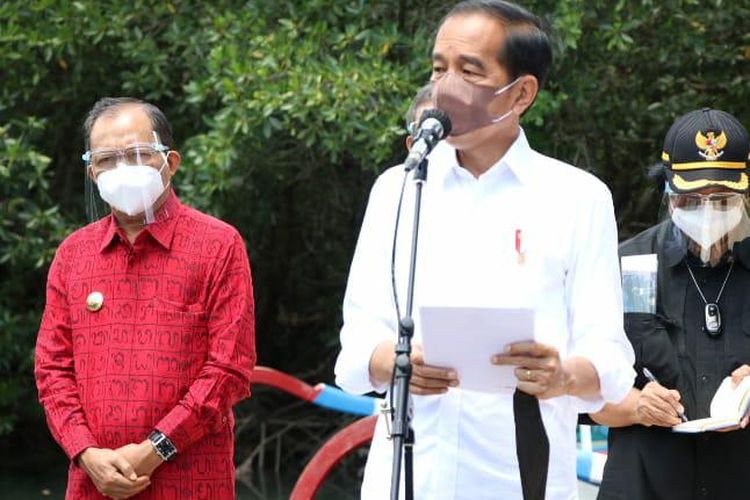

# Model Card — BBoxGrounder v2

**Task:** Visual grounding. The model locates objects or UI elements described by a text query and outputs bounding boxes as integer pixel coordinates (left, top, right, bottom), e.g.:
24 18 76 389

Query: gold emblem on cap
695 130 727 161
86 291 104 312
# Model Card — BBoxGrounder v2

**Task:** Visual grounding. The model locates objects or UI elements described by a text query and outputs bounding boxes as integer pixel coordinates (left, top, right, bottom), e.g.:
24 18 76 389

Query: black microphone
404 109 452 172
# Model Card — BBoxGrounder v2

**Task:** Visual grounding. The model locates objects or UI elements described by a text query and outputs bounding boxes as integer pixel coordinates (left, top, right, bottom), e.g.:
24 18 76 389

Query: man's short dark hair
83 97 175 150
442 0 553 89
405 83 433 126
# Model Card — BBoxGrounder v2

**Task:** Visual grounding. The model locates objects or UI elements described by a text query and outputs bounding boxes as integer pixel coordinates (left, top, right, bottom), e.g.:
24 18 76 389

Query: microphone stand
390 157 428 500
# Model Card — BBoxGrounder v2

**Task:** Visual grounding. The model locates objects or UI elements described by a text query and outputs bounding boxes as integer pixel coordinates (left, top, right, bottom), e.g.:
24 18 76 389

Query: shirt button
86 291 104 312
700 487 708 496
700 375 709 383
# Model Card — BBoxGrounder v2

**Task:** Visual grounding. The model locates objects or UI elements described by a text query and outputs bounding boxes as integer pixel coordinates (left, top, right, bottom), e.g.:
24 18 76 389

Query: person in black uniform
592 108 750 500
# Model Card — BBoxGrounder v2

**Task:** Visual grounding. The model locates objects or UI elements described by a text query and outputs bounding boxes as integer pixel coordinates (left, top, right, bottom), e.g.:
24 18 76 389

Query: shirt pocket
513 224 567 304
150 297 209 375
154 296 207 317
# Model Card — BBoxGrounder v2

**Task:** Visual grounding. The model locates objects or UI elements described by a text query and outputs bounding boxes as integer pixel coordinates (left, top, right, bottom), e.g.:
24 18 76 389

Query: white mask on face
96 160 168 217
671 203 744 249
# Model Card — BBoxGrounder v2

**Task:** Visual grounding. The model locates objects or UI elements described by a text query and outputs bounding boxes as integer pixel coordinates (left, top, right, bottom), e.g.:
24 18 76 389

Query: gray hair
82 97 174 149
405 83 433 126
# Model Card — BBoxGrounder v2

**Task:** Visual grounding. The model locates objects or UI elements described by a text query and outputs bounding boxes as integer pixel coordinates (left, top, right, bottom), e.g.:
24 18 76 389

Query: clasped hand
79 441 162 499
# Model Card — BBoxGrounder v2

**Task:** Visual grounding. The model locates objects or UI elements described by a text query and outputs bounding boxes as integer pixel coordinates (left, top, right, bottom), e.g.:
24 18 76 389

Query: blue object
576 449 593 479
313 384 379 416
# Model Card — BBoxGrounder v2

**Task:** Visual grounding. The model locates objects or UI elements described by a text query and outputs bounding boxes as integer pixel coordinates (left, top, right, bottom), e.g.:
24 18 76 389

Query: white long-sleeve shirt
335 129 635 499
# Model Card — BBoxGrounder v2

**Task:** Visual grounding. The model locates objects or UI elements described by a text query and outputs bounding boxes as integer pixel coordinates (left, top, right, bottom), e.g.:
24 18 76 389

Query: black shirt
598 221 750 500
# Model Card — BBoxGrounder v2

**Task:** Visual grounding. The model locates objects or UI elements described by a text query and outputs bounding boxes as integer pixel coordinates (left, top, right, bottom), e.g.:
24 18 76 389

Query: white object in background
621 254 658 313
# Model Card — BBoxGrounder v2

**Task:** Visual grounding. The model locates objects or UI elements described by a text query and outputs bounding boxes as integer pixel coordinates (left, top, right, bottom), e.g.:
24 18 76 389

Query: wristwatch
148 430 178 461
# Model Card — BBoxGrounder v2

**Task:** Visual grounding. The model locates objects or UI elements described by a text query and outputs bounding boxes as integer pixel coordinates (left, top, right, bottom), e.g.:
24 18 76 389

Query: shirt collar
99 189 182 252
99 214 120 253
501 128 537 186
433 127 537 186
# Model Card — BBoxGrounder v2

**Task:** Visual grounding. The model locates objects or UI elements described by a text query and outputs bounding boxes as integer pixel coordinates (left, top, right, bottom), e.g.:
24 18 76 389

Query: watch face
149 431 177 460
158 442 175 458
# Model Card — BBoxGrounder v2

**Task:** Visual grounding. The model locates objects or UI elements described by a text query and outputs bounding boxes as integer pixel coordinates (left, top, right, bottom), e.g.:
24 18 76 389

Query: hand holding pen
637 367 688 426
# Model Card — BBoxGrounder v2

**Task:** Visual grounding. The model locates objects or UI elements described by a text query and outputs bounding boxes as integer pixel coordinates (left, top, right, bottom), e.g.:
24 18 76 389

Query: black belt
513 389 549 500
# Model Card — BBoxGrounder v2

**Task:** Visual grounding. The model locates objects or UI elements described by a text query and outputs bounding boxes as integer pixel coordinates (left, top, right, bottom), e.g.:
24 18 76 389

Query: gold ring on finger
526 369 533 381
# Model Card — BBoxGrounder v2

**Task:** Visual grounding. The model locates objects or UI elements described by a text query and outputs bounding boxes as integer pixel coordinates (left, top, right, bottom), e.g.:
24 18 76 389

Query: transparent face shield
82 131 170 225
662 188 750 265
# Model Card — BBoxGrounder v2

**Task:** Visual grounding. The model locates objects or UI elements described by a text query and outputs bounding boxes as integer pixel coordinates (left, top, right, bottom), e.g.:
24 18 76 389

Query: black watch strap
148 430 177 461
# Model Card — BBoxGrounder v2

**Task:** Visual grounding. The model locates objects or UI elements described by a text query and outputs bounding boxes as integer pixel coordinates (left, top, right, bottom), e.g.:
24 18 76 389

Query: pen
642 367 688 422
515 229 525 265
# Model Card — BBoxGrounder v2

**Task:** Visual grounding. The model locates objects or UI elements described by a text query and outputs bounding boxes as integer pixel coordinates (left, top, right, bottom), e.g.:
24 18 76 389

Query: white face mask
671 203 744 249
96 161 168 217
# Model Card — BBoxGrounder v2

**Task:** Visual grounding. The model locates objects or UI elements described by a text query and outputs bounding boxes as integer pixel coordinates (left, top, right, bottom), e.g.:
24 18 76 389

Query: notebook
672 376 750 433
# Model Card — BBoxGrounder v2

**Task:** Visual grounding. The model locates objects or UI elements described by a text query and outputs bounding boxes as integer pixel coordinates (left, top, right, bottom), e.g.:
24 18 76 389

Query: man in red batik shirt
34 97 256 499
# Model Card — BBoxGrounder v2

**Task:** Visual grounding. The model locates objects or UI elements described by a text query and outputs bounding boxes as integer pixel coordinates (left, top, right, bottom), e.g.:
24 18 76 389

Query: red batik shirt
35 191 256 499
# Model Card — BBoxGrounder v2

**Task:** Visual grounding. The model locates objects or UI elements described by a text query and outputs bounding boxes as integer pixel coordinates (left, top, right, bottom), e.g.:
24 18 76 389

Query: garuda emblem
695 130 727 161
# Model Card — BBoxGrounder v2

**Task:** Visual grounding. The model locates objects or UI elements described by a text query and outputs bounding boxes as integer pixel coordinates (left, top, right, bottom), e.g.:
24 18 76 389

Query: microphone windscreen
419 108 452 138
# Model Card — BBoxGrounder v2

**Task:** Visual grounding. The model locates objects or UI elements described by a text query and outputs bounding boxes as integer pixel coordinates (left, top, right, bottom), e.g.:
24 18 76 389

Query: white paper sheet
419 306 535 393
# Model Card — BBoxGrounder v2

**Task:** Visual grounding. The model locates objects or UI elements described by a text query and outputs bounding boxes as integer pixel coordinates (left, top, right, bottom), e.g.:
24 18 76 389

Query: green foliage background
1 0 749 486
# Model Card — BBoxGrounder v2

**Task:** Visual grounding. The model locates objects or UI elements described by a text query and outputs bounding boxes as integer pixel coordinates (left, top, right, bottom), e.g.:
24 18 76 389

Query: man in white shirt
335 1 635 498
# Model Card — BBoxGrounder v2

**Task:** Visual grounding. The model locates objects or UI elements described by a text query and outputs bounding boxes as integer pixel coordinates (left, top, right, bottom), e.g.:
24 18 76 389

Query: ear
405 136 414 151
511 75 539 116
165 150 181 177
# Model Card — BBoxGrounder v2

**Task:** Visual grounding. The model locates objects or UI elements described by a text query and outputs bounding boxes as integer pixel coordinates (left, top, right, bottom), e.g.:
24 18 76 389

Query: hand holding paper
419 307 535 393
492 342 570 399
419 306 597 398
368 341 457 395
409 343 459 396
